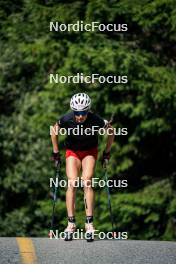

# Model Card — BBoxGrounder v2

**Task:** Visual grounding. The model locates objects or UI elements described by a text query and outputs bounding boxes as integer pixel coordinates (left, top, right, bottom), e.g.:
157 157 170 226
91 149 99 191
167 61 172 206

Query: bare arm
105 124 115 153
51 123 59 153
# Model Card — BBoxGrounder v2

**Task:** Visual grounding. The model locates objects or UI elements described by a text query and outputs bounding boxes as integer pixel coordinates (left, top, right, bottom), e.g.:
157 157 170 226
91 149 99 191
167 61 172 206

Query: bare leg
66 156 81 217
82 156 96 216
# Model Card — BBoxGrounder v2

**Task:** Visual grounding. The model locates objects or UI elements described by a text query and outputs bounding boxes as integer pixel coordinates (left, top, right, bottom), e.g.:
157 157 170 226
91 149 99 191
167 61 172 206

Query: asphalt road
0 238 176 264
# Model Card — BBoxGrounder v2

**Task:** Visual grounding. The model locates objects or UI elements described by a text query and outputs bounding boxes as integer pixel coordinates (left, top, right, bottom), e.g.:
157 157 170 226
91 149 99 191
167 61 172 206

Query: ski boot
85 222 95 242
64 222 76 241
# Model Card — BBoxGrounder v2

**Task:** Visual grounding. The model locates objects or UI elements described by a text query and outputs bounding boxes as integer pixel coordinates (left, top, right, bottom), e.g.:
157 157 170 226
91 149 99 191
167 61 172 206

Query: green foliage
0 0 176 240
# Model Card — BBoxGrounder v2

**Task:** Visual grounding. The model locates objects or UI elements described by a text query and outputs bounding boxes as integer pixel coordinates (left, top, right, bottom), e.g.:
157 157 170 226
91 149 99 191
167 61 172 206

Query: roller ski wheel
64 231 74 241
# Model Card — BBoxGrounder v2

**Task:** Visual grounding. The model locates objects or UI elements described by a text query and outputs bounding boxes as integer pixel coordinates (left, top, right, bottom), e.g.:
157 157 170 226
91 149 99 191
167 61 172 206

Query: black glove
51 152 61 167
101 150 110 168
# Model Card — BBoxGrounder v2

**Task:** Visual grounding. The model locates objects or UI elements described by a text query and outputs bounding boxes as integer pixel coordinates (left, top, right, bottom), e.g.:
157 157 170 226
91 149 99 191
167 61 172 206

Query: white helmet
70 93 91 111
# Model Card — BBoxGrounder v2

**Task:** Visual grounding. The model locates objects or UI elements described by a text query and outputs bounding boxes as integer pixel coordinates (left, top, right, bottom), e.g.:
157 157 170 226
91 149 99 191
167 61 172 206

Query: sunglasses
73 111 88 116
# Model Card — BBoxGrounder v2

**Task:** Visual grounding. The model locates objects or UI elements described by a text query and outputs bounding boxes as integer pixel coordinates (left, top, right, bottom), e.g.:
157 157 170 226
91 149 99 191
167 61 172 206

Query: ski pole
82 177 88 211
104 167 114 232
50 162 61 231
109 113 114 124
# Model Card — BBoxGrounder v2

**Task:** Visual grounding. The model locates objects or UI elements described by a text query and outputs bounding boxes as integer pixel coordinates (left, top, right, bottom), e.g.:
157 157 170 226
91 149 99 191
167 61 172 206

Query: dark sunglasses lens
74 111 88 116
